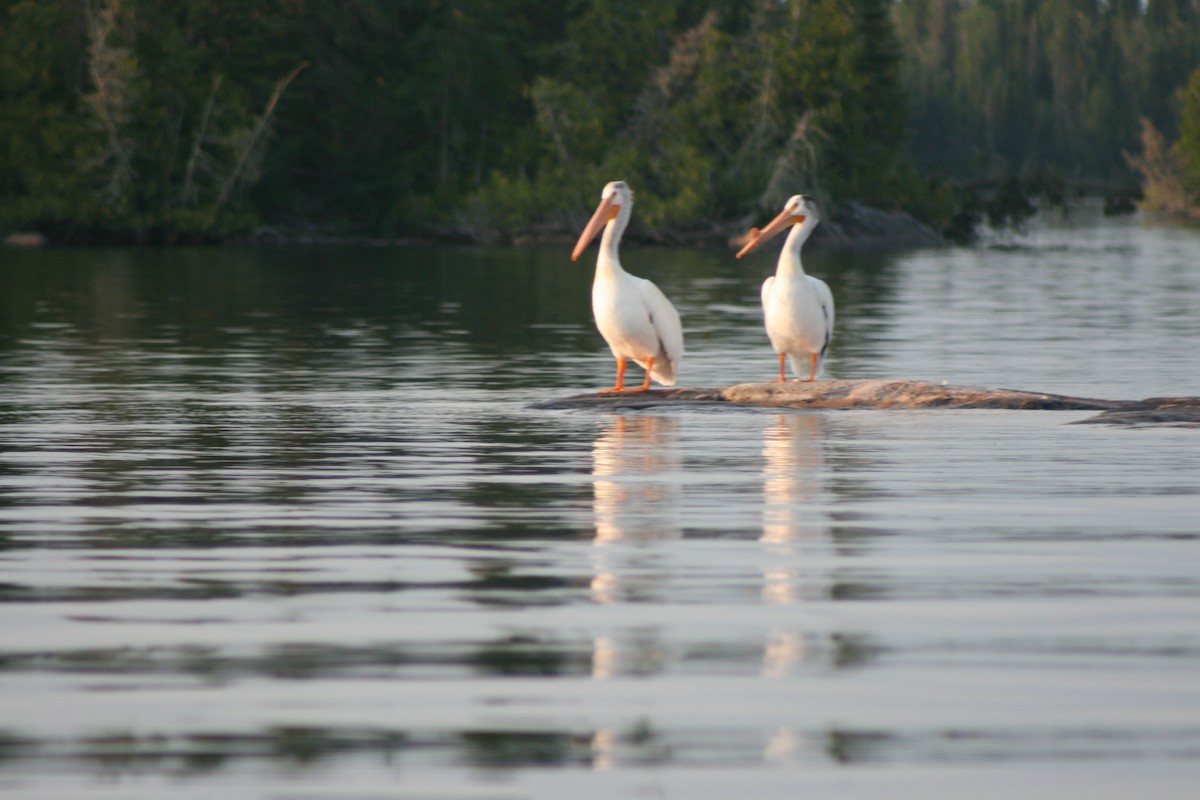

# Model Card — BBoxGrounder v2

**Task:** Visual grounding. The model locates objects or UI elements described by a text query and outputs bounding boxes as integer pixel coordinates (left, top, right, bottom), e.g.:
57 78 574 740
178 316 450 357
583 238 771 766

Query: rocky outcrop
813 202 945 249
532 386 728 411
533 379 1120 411
3 232 47 247
532 379 1199 427
720 379 1119 410
1072 397 1200 428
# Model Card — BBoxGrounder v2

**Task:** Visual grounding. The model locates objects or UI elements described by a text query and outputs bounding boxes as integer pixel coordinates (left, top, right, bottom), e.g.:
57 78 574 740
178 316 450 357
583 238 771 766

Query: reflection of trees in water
806 248 903 374
57 716 901 773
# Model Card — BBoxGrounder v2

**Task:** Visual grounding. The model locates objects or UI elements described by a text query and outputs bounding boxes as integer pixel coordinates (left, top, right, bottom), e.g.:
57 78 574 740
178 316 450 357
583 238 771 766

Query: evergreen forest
2 0 1200 244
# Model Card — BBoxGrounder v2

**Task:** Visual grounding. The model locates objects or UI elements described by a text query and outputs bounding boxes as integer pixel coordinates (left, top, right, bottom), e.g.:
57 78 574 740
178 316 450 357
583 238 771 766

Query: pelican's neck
776 217 818 278
596 201 632 277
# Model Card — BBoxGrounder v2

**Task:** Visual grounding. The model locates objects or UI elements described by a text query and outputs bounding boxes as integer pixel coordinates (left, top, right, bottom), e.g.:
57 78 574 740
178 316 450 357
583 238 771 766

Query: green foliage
470 0 917 234
1177 66 1200 196
0 0 309 240
0 1 93 228
894 0 1200 188
2 0 923 241
4 0 1200 242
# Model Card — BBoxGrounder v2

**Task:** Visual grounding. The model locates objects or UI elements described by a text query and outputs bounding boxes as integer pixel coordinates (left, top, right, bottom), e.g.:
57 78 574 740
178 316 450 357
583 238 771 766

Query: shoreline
2 200 946 251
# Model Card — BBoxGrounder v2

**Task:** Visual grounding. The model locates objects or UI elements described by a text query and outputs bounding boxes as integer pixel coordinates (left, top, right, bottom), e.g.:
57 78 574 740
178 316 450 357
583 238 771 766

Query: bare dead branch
216 61 309 208
180 74 223 206
83 0 137 204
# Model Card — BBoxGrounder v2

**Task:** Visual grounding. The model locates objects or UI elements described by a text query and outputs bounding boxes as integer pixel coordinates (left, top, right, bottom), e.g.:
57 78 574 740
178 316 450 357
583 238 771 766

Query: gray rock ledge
532 379 1200 426
1072 397 1200 428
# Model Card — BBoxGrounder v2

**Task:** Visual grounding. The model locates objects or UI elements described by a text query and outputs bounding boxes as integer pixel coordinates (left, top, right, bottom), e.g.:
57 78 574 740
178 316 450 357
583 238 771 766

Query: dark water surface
2 209 1199 798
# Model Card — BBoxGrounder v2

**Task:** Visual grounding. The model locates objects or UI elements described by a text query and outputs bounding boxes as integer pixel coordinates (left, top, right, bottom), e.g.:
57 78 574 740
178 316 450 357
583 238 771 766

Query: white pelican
572 181 684 393
735 194 833 382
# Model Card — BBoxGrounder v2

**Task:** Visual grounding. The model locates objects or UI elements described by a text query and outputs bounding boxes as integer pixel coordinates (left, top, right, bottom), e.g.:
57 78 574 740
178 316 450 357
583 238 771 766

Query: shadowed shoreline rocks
531 379 1199 427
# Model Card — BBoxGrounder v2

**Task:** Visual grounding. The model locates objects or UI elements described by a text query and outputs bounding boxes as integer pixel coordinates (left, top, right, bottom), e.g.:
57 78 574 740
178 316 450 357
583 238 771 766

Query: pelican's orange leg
600 357 628 394
775 353 787 382
631 356 654 392
802 352 818 382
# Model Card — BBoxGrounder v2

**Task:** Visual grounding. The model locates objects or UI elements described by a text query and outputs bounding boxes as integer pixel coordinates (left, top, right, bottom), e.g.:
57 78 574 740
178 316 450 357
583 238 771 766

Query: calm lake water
2 208 1199 799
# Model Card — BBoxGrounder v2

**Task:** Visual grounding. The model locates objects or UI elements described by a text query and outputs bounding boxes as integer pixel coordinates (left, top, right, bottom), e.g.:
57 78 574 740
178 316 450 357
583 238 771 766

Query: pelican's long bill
735 206 807 259
572 196 620 261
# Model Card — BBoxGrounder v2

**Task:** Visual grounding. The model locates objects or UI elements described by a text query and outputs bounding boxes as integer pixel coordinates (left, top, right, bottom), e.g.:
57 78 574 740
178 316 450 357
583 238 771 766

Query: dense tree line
1 0 1198 244
895 0 1200 188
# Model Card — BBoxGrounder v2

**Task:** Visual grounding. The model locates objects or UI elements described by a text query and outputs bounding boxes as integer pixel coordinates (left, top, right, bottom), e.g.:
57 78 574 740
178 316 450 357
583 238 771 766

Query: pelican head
572 181 633 261
735 194 821 258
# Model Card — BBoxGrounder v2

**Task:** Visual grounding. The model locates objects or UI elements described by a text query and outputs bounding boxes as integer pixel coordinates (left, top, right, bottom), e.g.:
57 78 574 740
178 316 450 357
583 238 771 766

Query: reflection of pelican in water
591 415 680 545
761 412 831 549
590 415 678 686
764 725 805 763
590 414 680 604
760 413 832 682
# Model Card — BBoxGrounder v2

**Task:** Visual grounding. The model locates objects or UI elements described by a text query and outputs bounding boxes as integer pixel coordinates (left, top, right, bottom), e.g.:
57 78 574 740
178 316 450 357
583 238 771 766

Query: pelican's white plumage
736 194 834 382
572 181 684 392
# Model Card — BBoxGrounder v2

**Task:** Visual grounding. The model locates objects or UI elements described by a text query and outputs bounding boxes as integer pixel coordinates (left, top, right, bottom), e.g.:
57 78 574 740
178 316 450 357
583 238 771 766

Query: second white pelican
572 181 684 393
736 195 834 382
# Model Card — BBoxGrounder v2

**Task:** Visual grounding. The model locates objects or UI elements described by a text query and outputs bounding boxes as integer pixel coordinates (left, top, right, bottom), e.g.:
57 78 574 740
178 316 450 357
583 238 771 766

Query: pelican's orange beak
734 209 806 258
572 197 620 261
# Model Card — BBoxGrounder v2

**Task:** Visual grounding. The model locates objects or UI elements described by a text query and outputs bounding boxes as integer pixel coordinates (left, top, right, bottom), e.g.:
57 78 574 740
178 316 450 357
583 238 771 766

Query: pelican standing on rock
736 194 834 382
572 181 684 393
